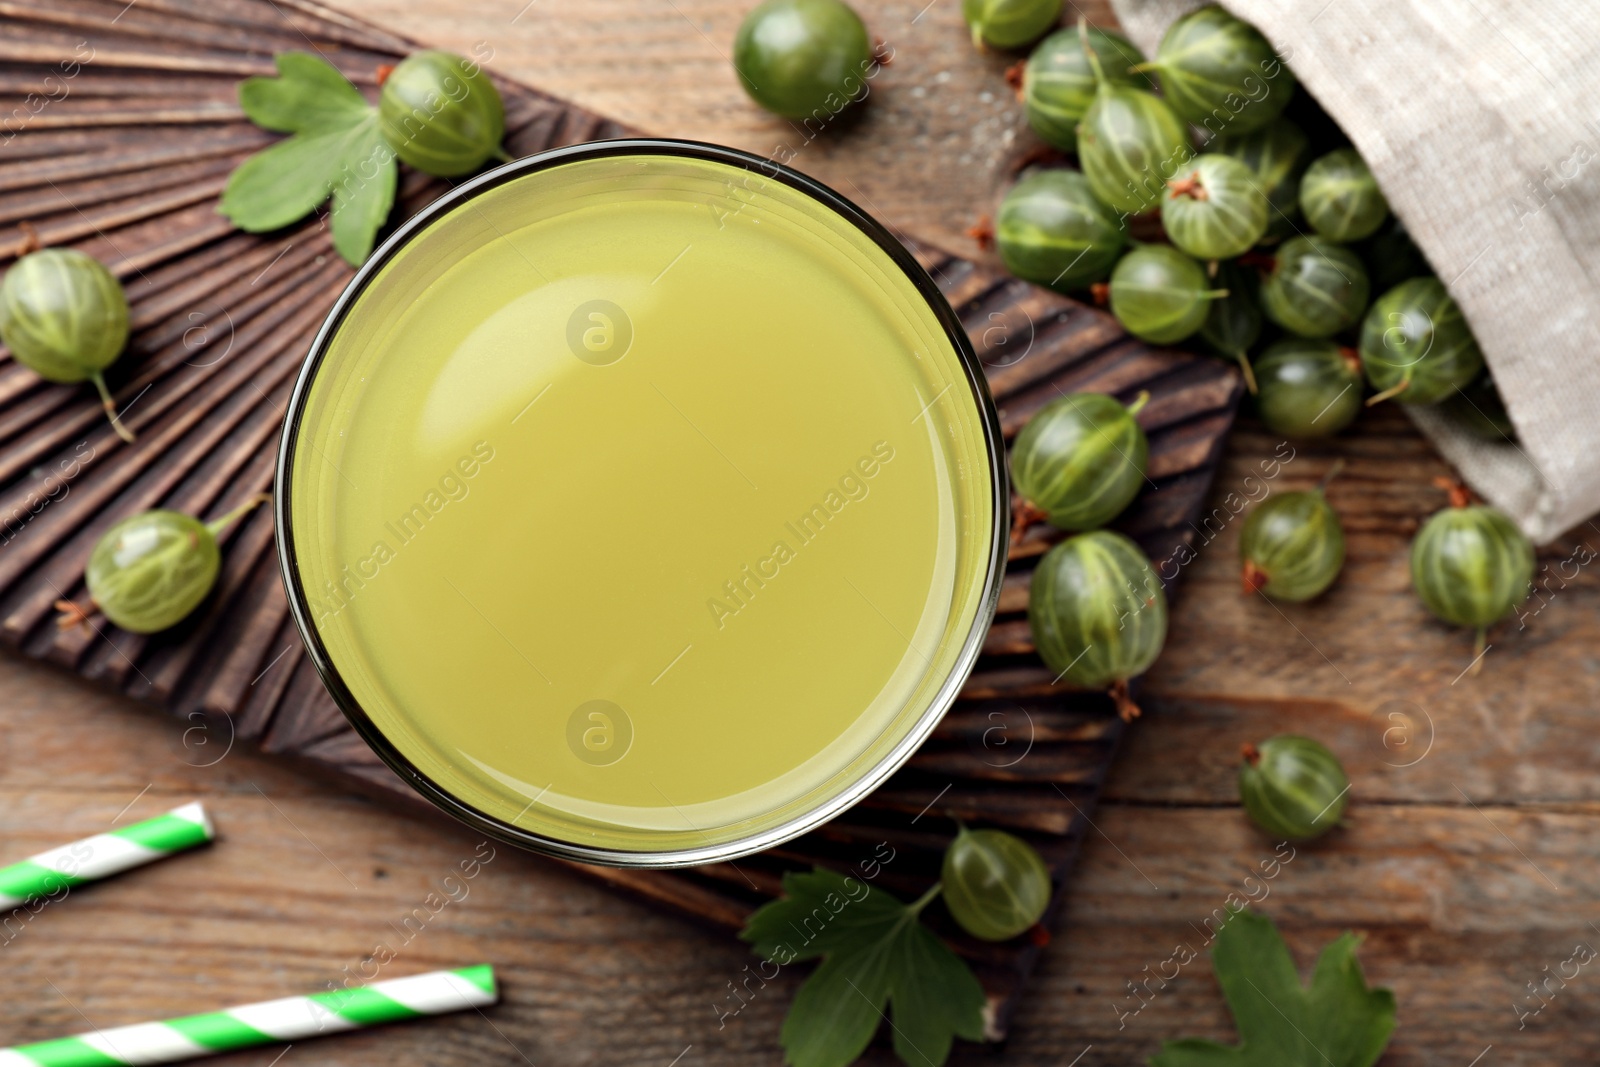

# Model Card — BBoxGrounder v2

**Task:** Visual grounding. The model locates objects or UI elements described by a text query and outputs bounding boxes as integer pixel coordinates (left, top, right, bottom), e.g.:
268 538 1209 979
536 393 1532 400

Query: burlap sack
1109 0 1600 543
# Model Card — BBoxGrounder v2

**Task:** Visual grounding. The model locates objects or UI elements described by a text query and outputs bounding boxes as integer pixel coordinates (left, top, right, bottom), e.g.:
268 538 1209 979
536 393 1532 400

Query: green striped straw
0 965 497 1066
0 802 214 908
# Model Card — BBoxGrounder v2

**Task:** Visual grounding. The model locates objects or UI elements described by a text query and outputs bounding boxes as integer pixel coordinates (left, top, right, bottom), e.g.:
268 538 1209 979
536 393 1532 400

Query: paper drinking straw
0 965 498 1067
0 801 214 908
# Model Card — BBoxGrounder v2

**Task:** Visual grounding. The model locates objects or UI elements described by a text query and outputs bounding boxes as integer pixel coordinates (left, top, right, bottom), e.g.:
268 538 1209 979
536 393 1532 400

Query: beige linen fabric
1110 0 1600 543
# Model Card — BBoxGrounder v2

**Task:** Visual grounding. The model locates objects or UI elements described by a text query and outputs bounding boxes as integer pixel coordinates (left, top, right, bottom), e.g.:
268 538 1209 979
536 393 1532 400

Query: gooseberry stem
1316 458 1346 491
1471 627 1488 675
492 145 513 164
1108 677 1141 721
1203 288 1230 301
1010 496 1049 547
1240 742 1261 766
1232 351 1258 394
91 373 135 444
1431 475 1474 509
1241 558 1269 596
205 492 272 537
1126 389 1151 417
1077 17 1107 85
1365 378 1411 406
908 881 943 916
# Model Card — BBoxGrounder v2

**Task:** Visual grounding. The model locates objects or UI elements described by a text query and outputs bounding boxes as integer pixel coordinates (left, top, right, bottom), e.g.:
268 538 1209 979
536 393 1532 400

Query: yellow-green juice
281 144 1002 863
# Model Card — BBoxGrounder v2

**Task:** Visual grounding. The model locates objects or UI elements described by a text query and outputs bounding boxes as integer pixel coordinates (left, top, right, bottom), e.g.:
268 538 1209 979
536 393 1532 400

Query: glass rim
273 137 1010 868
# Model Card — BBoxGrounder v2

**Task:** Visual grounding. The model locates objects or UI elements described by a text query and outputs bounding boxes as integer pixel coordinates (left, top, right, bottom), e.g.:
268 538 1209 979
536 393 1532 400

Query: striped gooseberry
1108 244 1226 345
378 51 507 177
995 169 1126 292
1028 529 1167 720
0 247 134 443
1021 26 1147 152
963 0 1062 50
1299 148 1389 243
941 825 1051 941
1410 478 1533 664
1197 260 1261 392
1209 116 1309 240
1359 277 1483 405
1009 390 1149 539
1160 153 1269 260
1139 6 1293 134
1239 735 1348 842
1239 466 1345 602
1251 338 1363 438
1258 235 1370 339
1075 21 1190 216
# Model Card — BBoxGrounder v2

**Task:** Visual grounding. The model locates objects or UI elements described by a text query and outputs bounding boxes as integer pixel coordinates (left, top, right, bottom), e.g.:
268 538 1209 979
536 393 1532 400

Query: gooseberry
995 169 1126 293
963 0 1062 50
0 247 134 443
1140 6 1293 134
1359 277 1483 405
378 51 507 177
1076 21 1191 216
1299 147 1389 242
1108 244 1225 345
1197 261 1261 392
1258 235 1370 338
1359 217 1432 292
58 495 269 634
1209 117 1309 240
732 0 873 120
1010 390 1149 538
941 825 1051 941
1441 372 1515 442
1028 529 1167 720
1410 479 1533 662
1240 470 1345 602
1021 25 1147 151
1239 735 1348 842
1160 153 1268 260
1251 339 1364 438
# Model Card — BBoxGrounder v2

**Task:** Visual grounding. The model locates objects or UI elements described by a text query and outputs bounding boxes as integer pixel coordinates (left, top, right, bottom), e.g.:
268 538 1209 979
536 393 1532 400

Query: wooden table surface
4 1 1599 1064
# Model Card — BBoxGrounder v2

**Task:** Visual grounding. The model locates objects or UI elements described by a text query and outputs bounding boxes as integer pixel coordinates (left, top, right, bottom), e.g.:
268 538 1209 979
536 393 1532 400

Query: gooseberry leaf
239 52 370 134
221 51 398 266
1150 910 1395 1067
741 868 985 1067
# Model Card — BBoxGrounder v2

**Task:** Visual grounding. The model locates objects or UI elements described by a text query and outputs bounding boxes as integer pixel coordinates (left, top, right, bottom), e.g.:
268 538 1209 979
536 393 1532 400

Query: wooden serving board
0 0 1243 1039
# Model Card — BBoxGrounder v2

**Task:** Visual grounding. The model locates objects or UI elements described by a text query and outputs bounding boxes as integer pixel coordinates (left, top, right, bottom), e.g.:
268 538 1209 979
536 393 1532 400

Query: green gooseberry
1028 529 1167 720
1359 277 1483 405
0 247 134 443
1209 117 1309 240
1160 153 1268 260
1410 484 1533 660
1239 735 1348 842
1010 390 1149 535
941 825 1051 941
732 0 872 120
1240 479 1345 601
1258 235 1370 339
963 0 1061 50
378 51 507 177
1022 26 1146 151
1140 5 1294 135
1076 21 1191 217
995 169 1126 292
1359 217 1432 292
1299 148 1389 242
1441 372 1515 442
1252 338 1364 438
66 495 268 634
1198 260 1261 392
1108 244 1225 345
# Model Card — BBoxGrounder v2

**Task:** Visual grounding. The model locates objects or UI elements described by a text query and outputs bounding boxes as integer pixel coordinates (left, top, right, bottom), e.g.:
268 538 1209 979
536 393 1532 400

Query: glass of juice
276 140 1007 867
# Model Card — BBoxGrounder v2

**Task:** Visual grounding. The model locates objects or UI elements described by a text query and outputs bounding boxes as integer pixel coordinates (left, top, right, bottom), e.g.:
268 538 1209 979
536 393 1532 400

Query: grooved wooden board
0 0 1242 1037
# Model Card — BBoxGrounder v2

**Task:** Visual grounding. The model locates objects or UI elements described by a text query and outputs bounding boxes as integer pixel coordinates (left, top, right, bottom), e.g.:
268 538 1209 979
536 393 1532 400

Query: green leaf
239 51 370 133
741 868 985 1067
1150 910 1396 1067
222 53 399 266
329 120 397 265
